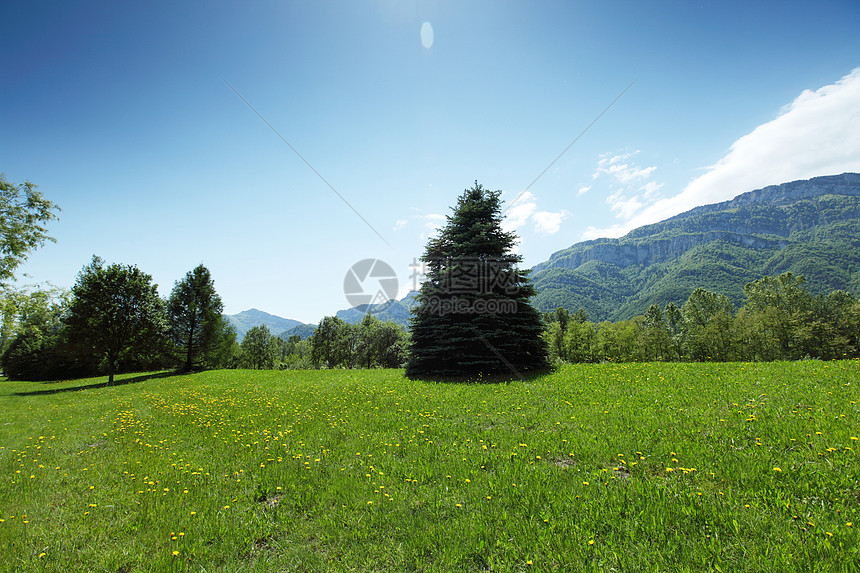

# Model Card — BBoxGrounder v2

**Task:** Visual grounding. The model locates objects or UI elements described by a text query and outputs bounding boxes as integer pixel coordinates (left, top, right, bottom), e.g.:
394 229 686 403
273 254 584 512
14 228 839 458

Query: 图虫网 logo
343 259 398 314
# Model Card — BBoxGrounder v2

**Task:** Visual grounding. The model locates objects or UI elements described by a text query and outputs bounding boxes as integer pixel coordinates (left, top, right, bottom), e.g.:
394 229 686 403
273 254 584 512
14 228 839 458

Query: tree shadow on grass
13 371 178 396
409 366 555 384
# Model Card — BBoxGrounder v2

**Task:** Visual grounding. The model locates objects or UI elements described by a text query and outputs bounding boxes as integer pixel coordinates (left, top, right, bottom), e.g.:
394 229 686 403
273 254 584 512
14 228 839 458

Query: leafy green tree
204 315 239 369
796 290 858 359
594 319 642 362
355 314 382 369
1 285 101 380
375 321 409 368
664 302 684 360
65 257 167 384
240 325 276 369
354 314 409 368
276 334 312 369
310 316 355 368
682 288 735 361
564 319 596 363
407 182 548 378
543 320 566 362
642 304 671 360
1 328 46 379
167 265 224 372
743 273 813 359
1 285 67 354
0 174 60 287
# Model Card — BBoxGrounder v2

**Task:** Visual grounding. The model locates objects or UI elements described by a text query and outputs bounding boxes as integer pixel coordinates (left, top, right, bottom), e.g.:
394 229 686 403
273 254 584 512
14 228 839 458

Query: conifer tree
406 182 548 378
167 265 224 372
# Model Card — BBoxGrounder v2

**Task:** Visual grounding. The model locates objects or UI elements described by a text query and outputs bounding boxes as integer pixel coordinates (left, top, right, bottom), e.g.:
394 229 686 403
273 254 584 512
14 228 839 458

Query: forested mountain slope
530 173 860 321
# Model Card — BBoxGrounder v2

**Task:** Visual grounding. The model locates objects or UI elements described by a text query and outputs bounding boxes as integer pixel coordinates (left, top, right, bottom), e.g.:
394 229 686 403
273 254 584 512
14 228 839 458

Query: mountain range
226 172 860 335
530 172 860 321
224 293 418 341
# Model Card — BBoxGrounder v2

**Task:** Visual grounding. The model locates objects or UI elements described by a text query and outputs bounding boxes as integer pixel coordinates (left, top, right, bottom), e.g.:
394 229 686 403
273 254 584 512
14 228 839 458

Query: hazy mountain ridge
224 309 304 341
225 292 418 341
226 174 860 332
335 291 418 326
530 173 860 321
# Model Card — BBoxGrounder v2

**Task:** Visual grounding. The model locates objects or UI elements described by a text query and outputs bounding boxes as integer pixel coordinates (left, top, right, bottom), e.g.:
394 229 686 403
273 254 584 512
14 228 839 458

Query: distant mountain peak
224 309 304 341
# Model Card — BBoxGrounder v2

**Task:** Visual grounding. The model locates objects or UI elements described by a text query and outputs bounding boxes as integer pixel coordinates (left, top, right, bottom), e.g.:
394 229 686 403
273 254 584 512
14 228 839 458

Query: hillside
278 323 316 341
335 291 418 326
224 308 304 341
530 173 860 320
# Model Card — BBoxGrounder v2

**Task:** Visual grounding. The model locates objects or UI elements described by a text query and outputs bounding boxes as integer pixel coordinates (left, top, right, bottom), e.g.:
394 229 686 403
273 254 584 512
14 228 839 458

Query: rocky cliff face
538 232 790 271
534 173 860 273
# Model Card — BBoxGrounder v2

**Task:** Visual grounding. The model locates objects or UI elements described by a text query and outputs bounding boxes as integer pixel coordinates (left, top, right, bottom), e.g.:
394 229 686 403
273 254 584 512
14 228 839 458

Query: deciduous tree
0 174 60 287
240 325 276 370
65 256 167 384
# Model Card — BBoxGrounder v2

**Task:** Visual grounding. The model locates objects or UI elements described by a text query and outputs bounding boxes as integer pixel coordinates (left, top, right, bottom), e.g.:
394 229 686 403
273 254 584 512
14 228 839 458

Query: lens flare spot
420 22 434 49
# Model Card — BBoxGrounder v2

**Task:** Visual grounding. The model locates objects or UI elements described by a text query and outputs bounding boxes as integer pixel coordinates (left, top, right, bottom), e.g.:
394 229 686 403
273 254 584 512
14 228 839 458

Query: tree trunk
184 319 197 372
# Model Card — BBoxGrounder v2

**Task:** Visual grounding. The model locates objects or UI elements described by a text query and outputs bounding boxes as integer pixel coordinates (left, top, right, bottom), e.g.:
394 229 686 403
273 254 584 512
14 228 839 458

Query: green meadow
1 362 858 572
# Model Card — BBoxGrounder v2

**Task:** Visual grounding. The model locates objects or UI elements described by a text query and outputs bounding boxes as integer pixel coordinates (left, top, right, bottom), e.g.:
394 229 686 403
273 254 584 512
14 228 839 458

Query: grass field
0 361 858 572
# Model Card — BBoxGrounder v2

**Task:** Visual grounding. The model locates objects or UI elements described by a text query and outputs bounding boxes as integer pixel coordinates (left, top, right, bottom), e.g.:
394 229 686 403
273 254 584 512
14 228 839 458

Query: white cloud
503 191 538 232
584 150 664 238
640 181 663 197
582 67 860 240
594 152 657 184
631 67 860 229
606 190 644 220
580 223 629 240
577 185 591 196
502 190 568 235
422 213 445 228
533 210 570 234
399 213 446 241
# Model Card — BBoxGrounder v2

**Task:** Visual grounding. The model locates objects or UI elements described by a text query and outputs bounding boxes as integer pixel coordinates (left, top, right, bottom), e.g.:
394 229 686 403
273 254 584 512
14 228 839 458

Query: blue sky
4 0 860 323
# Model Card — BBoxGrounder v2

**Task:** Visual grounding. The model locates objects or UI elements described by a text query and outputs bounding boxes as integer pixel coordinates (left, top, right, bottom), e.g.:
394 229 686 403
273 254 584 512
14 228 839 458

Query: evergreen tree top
426 182 520 262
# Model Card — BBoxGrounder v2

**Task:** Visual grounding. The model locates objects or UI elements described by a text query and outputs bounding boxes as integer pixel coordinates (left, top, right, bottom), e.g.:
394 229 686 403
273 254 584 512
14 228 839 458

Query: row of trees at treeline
1 259 238 382
1 175 858 382
543 272 860 363
0 258 411 381
235 314 408 371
